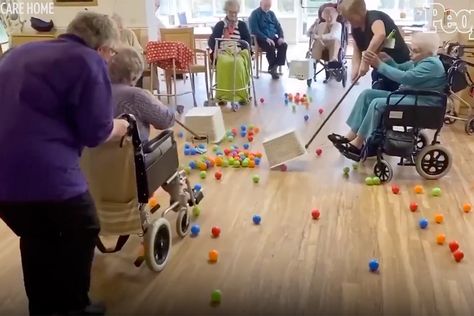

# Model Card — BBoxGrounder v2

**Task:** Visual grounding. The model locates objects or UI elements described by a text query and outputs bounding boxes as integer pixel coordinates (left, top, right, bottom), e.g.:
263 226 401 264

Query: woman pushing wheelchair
328 32 447 161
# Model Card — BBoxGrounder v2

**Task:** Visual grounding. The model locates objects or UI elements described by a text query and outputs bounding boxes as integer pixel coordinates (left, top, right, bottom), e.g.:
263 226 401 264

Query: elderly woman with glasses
109 46 175 142
208 0 253 106
328 32 447 161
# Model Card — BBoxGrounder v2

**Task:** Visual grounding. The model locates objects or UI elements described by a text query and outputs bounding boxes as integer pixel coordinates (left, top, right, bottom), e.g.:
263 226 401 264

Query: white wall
18 0 148 31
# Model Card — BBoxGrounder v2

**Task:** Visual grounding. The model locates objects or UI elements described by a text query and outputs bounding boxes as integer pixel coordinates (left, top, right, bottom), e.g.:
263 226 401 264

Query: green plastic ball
432 187 442 197
252 175 260 183
184 167 191 175
211 289 222 303
213 145 219 152
365 177 374 186
233 161 241 168
227 136 234 142
192 206 201 217
242 160 249 167
352 163 359 170
222 160 229 167
372 177 381 185
200 171 207 179
343 167 350 175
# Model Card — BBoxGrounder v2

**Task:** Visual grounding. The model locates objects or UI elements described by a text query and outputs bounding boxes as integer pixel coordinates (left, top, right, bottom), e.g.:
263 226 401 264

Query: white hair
224 0 240 12
108 46 144 85
66 11 120 50
411 32 440 56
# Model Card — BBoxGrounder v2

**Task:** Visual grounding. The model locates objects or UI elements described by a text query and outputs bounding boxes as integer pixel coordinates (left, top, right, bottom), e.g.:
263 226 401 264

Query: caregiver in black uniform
338 0 411 91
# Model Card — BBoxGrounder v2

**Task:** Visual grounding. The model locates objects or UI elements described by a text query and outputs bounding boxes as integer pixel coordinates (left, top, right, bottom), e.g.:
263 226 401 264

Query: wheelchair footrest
189 190 204 206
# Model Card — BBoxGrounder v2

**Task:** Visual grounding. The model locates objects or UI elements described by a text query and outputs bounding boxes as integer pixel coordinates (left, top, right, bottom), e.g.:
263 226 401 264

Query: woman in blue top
328 32 446 160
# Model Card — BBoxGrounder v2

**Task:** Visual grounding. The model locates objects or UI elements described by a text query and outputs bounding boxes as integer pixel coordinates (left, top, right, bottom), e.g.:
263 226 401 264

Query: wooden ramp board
262 129 307 168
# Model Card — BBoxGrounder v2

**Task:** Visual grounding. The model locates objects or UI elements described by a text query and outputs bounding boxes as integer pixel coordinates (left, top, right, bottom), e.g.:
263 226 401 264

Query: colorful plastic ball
184 143 191 149
284 100 289 105
352 163 359 170
409 202 418 212
240 131 246 137
318 108 324 114
192 206 201 217
343 167 350 175
214 171 222 180
211 289 222 303
248 136 254 142
243 143 250 149
365 177 374 186
315 148 322 156
292 105 296 112
198 143 206 149
369 259 379 272
419 218 428 229
184 148 191 155
449 240 460 252
233 161 241 168
311 209 320 219
252 175 260 183
193 184 202 192
260 98 264 103
211 226 221 238
432 187 442 197
191 224 200 236
280 164 287 172
391 184 400 194
248 160 256 168
434 214 444 224
209 249 219 262
255 158 261 166
213 145 220 152
453 250 464 262
414 185 423 194
463 203 472 213
436 233 446 245
252 214 262 225
184 166 191 175
242 160 249 168
227 135 234 142
304 115 309 121
372 177 381 185
222 160 229 167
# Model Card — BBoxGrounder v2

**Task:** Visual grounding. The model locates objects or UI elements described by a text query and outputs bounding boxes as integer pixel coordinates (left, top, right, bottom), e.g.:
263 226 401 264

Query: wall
18 0 148 32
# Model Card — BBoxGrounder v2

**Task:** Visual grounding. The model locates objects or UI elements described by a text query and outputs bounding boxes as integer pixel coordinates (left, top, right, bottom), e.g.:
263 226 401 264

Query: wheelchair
305 2 349 88
80 114 204 272
360 90 452 183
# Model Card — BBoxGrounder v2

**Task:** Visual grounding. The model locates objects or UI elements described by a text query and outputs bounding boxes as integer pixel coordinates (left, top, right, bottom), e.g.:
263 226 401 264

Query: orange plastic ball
463 203 472 213
434 214 444 224
255 152 263 158
215 158 223 166
209 249 219 262
254 127 260 134
414 185 423 194
248 154 255 160
436 233 446 245
248 160 256 168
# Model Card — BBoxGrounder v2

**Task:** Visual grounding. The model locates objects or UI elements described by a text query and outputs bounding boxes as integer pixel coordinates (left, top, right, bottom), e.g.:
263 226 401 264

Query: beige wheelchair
80 114 203 272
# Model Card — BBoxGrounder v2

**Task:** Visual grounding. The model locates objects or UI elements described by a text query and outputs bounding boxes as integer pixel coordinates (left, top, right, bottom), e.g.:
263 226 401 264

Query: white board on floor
262 129 307 168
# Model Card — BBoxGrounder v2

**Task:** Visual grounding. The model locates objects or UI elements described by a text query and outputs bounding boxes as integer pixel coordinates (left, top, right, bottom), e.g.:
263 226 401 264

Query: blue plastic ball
243 143 250 149
304 115 309 121
198 143 206 149
253 214 261 225
189 161 197 169
255 157 261 165
190 148 197 155
369 259 379 272
184 149 191 155
284 100 289 105
240 125 247 131
191 224 200 236
419 218 428 229
177 131 184 138
193 184 202 192
284 93 288 97
240 131 246 137
184 143 191 149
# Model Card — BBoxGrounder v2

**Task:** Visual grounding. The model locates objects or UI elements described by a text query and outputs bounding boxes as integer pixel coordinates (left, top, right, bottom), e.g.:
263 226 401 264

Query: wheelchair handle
118 113 142 148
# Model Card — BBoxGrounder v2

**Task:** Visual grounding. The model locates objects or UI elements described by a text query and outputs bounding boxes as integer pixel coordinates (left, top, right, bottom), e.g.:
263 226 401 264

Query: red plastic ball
280 164 287 172
260 98 264 103
311 209 320 219
409 202 418 212
449 241 460 253
453 249 464 262
211 226 221 238
248 136 254 142
214 172 222 180
318 108 324 114
315 148 322 156
391 185 400 194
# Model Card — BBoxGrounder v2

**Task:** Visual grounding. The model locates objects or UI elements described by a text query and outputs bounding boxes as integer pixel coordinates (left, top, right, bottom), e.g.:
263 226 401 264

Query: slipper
327 133 350 144
335 142 362 162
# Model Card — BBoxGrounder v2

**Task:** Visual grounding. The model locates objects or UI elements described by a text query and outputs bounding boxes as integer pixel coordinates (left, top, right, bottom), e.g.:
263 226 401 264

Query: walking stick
174 118 209 142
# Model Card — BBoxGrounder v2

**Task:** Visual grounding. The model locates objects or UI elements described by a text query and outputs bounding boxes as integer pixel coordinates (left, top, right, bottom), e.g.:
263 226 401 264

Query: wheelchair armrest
143 130 174 154
387 89 447 107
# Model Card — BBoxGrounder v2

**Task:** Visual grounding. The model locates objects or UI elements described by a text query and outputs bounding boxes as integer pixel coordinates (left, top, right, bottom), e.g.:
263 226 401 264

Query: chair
157 27 210 103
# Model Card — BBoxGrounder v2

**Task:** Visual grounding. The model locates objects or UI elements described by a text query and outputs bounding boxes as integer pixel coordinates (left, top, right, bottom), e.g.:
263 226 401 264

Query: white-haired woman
0 11 128 316
109 46 175 142
328 32 446 161
111 13 143 54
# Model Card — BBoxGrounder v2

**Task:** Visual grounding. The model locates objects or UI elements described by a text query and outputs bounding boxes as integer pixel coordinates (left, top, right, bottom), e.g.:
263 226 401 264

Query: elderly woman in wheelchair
328 32 451 181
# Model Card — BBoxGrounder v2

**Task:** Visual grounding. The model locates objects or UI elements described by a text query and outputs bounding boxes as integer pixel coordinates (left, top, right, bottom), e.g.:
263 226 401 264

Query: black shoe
328 133 350 144
269 65 279 79
335 142 362 162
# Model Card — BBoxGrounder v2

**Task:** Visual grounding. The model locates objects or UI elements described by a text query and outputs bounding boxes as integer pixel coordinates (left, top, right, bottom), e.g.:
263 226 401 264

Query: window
366 0 430 22
277 0 295 15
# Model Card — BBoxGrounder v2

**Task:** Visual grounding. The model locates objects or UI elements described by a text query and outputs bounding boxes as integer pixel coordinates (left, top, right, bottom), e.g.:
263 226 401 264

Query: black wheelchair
361 89 452 183
81 114 203 272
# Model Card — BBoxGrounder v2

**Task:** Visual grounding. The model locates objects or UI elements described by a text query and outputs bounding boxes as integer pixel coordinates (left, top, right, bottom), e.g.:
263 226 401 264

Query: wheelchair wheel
176 207 190 238
144 217 172 272
415 144 452 180
465 116 474 135
373 159 393 183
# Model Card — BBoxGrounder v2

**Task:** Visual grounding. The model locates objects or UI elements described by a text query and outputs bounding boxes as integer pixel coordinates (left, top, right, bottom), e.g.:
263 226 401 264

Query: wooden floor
1 48 474 315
